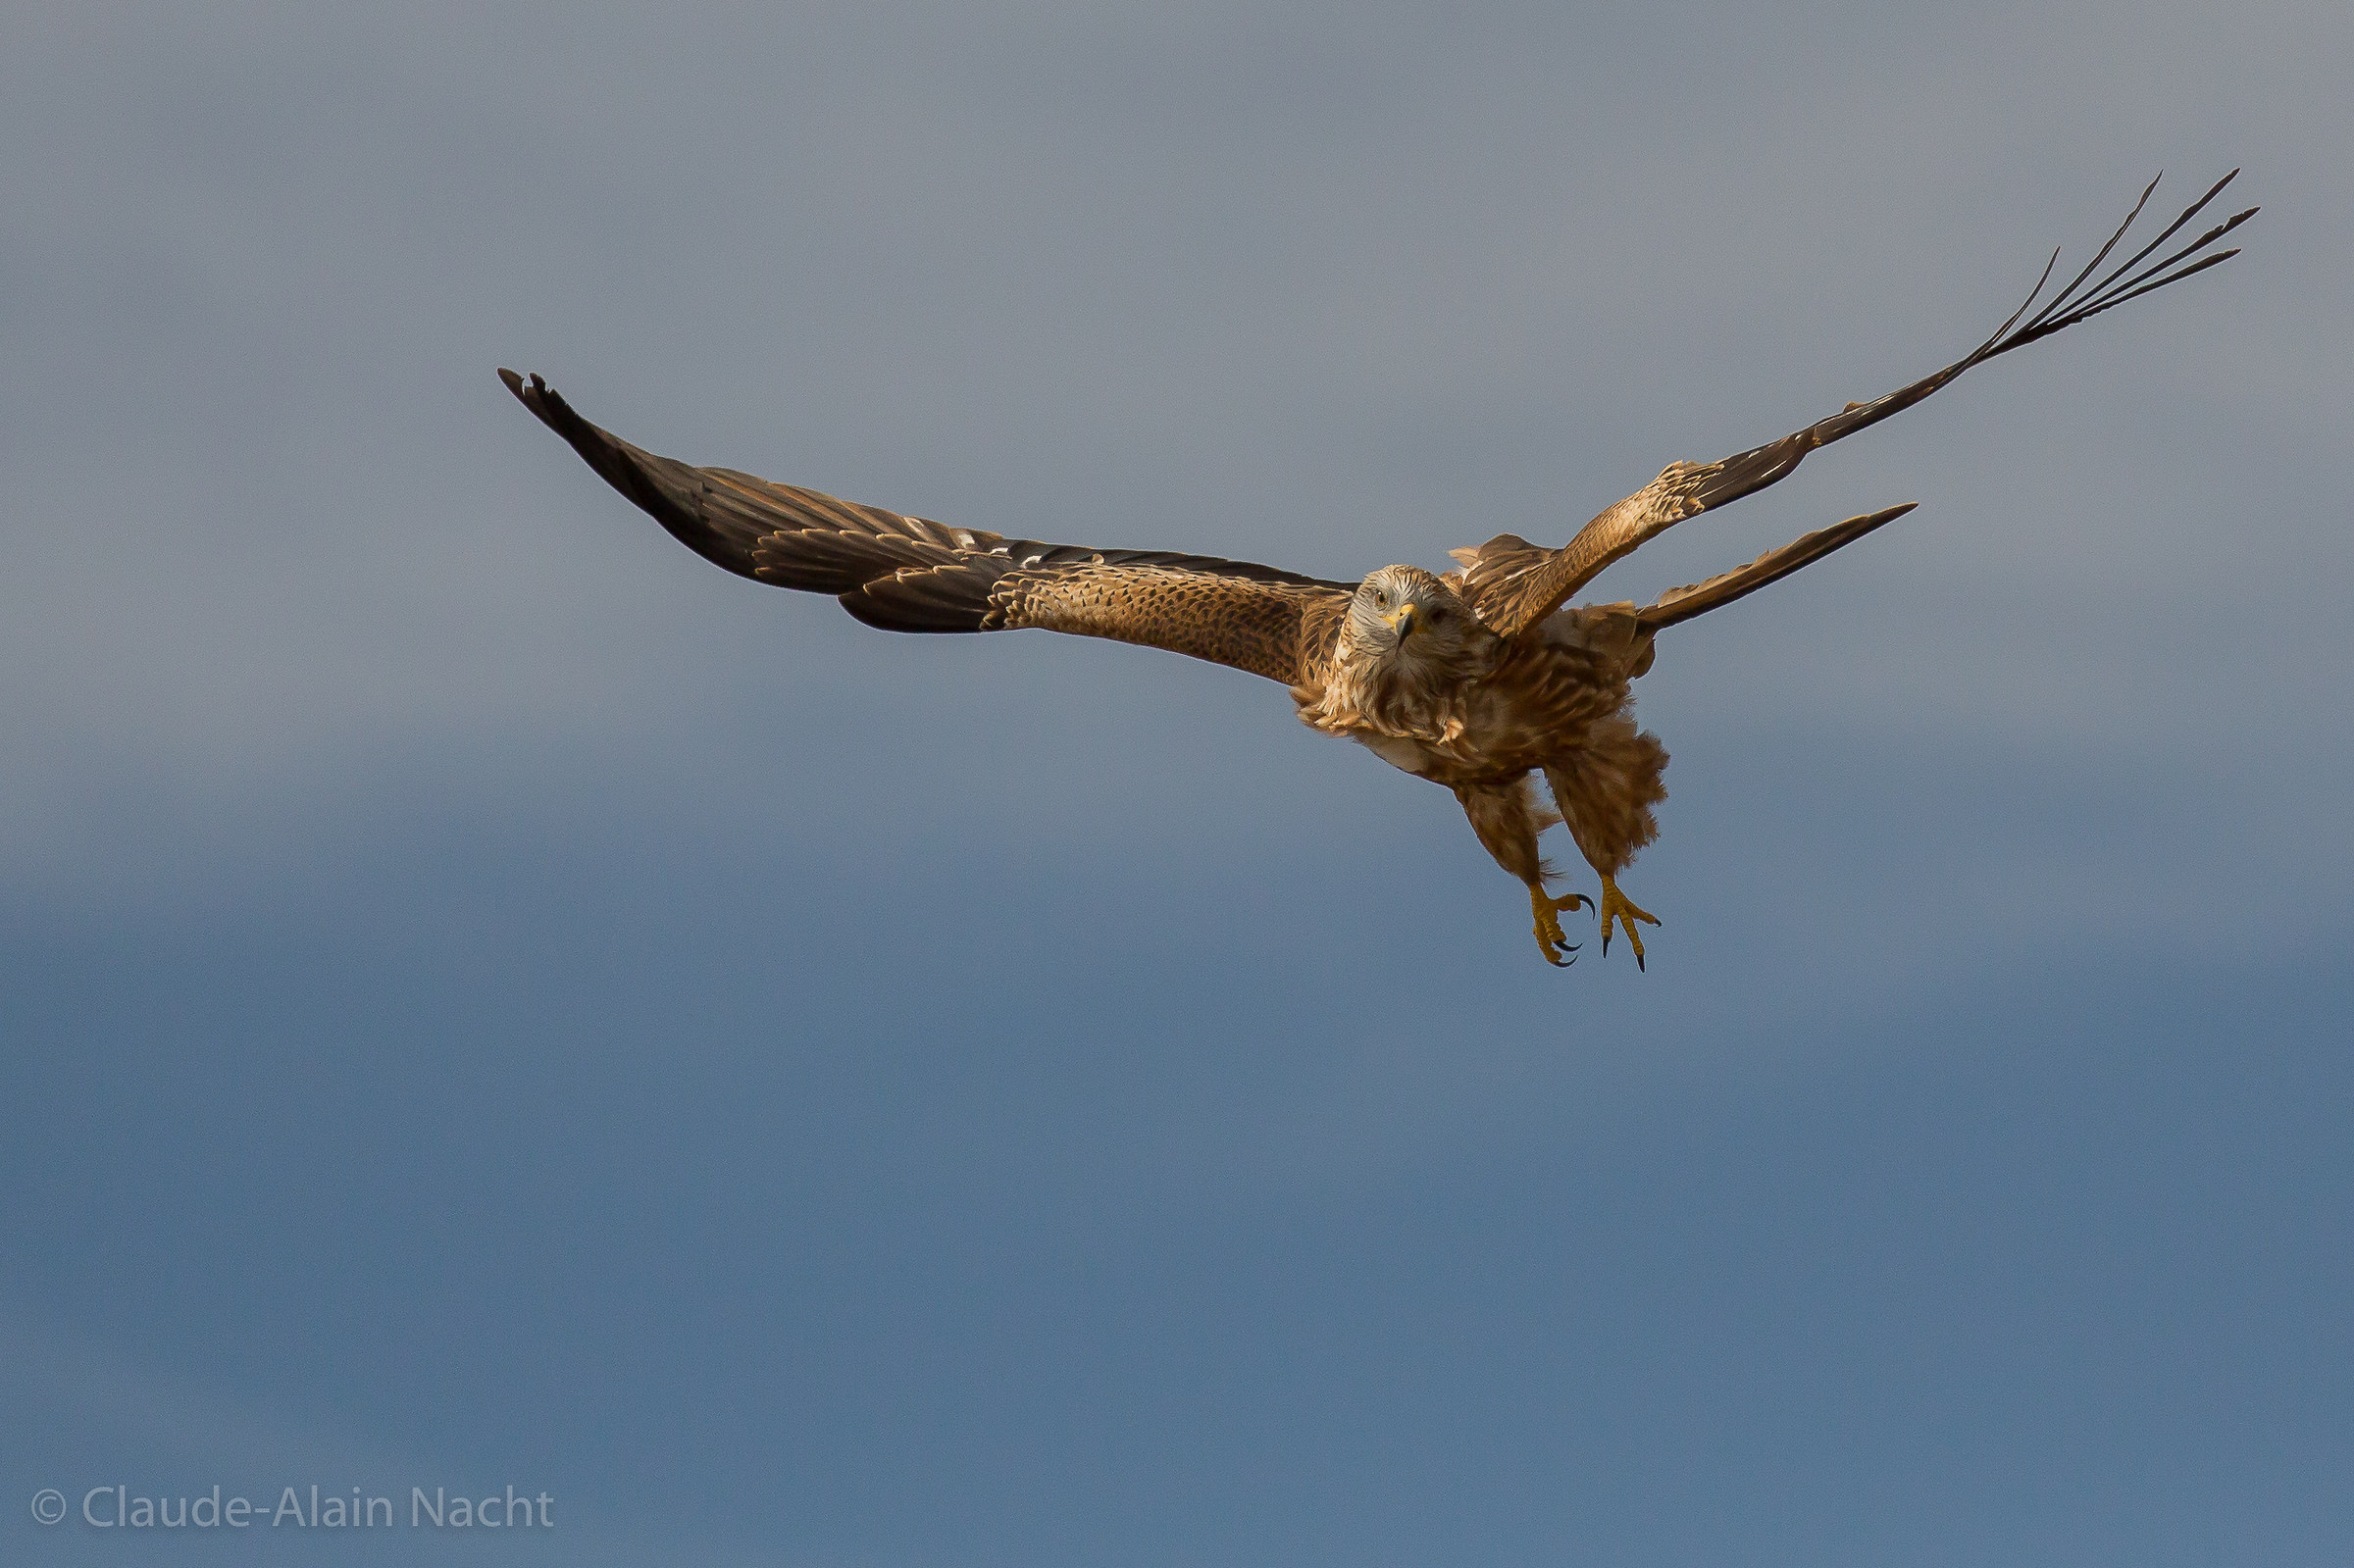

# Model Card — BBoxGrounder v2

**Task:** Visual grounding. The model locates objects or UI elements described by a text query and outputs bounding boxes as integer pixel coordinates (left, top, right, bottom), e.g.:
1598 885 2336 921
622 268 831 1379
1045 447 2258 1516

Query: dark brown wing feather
1460 173 2256 638
500 370 1355 683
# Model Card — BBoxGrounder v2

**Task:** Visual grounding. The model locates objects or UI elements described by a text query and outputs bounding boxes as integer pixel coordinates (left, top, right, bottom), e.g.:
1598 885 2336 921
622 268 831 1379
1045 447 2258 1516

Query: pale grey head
1347 565 1490 672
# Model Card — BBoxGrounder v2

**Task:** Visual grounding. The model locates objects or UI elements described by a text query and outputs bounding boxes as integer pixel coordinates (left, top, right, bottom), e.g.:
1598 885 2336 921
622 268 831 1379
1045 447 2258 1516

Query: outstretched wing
1458 172 2256 638
501 371 1355 684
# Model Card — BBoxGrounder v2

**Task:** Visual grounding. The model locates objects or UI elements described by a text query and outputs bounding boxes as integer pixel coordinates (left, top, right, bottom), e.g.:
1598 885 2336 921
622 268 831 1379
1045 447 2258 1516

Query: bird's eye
1373 590 1389 609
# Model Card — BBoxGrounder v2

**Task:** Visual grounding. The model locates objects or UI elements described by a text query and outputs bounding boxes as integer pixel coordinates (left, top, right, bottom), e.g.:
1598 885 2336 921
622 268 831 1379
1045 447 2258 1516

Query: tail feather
1635 504 1916 631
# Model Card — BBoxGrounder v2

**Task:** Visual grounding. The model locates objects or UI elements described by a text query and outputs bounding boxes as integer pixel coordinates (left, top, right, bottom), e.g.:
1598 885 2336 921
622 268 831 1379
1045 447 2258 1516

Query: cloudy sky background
4 2 2349 1563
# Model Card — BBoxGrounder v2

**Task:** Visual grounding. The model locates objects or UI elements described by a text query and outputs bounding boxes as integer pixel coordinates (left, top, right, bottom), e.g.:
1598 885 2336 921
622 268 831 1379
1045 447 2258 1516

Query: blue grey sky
3 2 2348 1563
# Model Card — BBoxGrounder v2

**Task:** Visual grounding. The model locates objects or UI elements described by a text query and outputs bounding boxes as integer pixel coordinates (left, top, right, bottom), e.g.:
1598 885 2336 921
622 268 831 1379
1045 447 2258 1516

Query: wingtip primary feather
498 369 595 445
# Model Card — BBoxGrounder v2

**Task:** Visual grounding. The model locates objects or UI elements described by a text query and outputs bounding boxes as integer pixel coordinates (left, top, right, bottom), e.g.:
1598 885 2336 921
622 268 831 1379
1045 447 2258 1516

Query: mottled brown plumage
500 175 2251 966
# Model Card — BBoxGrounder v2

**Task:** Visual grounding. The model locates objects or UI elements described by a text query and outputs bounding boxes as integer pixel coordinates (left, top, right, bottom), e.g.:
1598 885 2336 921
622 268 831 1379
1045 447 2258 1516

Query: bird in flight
503 174 2251 968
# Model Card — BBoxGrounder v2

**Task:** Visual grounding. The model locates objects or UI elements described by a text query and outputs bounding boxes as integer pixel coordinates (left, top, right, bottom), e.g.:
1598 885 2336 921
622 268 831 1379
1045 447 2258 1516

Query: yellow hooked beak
1384 604 1417 643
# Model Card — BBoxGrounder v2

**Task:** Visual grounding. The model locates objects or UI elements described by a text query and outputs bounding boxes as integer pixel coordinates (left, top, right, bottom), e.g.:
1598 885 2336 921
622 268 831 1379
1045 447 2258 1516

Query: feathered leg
1544 716 1668 969
1456 778 1589 966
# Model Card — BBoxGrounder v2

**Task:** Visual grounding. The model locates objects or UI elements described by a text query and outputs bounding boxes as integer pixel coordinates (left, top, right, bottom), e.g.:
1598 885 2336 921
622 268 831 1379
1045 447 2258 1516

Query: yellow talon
1597 875 1661 970
1529 885 1592 967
